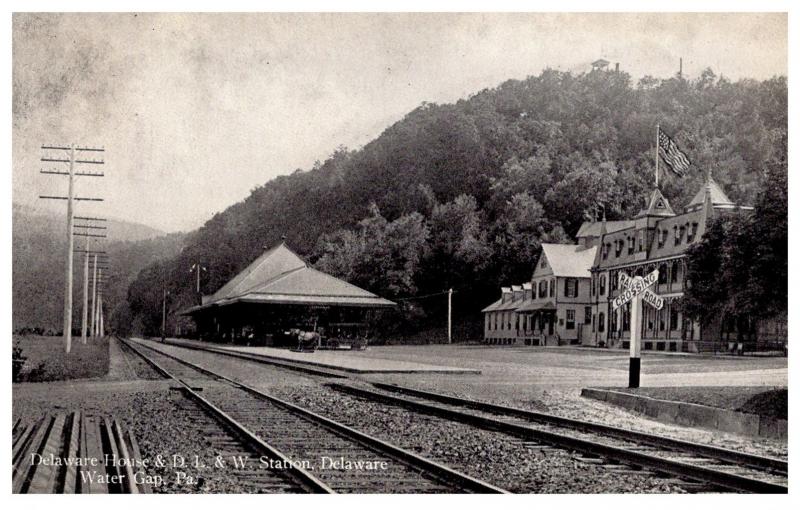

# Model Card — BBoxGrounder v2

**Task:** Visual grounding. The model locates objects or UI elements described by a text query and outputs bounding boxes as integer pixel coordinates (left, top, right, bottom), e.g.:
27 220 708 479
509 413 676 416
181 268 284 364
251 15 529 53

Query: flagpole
655 124 660 188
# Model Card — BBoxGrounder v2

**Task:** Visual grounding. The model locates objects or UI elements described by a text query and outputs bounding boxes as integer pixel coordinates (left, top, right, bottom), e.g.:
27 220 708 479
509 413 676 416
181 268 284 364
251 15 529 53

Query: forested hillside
12 204 185 333
126 68 787 338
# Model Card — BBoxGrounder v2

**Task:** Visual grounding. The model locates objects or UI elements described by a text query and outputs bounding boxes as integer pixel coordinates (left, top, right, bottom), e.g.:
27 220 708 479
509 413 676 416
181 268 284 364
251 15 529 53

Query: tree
493 192 566 283
684 166 787 332
423 195 491 290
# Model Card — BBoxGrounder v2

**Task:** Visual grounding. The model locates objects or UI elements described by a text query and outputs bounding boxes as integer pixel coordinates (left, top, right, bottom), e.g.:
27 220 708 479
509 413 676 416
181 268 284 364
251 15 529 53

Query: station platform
160 338 482 375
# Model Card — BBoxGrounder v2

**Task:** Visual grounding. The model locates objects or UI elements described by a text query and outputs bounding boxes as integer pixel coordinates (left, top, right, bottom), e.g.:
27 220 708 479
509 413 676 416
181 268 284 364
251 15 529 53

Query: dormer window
638 230 644 252
674 225 679 245
627 236 634 255
603 243 610 260
541 257 548 269
615 239 622 257
688 222 698 242
657 229 666 248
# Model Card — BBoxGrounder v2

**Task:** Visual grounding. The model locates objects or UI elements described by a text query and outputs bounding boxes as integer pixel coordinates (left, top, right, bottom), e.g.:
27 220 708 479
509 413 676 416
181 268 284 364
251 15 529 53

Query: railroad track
329 382 788 494
156 338 350 378
121 338 506 494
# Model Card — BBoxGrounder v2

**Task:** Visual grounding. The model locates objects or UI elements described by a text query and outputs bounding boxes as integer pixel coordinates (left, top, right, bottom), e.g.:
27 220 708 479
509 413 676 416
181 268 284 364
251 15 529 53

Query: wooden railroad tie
11 411 152 494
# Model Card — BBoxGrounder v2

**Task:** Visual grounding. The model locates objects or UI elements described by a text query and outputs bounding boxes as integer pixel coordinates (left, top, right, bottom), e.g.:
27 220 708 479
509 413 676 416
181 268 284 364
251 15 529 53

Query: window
689 222 698 242
538 280 546 298
678 226 686 245
603 243 610 260
610 310 618 331
566 309 575 330
564 278 578 298
549 279 555 297
599 274 606 295
598 312 605 333
591 276 596 296
671 260 680 283
615 240 623 257
611 272 618 291
638 230 644 252
674 225 680 245
541 257 548 269
659 309 666 331
585 306 592 324
658 263 668 284
658 229 666 248
670 308 679 331
627 236 634 255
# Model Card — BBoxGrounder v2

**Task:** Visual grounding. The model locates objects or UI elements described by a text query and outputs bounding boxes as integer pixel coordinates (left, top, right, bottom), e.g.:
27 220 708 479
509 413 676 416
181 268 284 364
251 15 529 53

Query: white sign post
612 270 662 388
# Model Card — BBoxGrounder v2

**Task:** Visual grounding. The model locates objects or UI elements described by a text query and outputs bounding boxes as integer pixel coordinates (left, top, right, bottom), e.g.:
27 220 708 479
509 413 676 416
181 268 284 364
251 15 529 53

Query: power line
394 289 458 302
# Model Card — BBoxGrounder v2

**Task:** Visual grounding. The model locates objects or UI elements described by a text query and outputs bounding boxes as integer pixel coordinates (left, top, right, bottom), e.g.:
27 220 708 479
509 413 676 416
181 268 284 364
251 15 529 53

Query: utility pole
39 144 104 353
190 263 207 304
75 247 108 340
91 255 98 337
161 288 169 342
74 224 106 341
98 292 104 337
447 288 453 344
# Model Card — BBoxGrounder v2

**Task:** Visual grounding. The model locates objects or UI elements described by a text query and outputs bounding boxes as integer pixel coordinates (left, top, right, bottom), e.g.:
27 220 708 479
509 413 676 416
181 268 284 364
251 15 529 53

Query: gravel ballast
267 384 687 493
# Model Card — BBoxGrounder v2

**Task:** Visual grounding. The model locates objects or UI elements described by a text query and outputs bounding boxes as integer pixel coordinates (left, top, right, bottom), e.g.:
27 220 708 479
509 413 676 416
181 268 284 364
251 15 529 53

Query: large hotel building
482 177 785 352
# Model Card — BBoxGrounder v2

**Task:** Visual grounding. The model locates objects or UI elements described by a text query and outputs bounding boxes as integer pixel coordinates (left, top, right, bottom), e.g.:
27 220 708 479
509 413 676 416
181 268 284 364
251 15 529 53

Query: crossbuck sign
612 270 664 310
611 269 666 389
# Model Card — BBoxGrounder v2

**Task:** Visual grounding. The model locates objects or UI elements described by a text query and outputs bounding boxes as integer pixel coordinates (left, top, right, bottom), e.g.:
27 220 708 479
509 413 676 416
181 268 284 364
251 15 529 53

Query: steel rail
329 383 787 494
129 338 508 494
120 338 334 494
371 382 788 475
158 338 349 378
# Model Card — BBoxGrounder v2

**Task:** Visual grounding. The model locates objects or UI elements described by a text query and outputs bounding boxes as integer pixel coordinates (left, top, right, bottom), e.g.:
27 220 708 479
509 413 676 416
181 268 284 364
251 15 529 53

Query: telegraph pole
74 225 106 341
74 217 107 343
447 288 453 344
91 255 98 337
98 292 105 337
190 263 207 304
161 288 169 342
39 144 104 353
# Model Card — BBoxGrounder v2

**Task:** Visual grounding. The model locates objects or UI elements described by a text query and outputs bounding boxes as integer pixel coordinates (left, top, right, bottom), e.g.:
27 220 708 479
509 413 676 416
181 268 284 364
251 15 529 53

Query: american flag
658 128 691 177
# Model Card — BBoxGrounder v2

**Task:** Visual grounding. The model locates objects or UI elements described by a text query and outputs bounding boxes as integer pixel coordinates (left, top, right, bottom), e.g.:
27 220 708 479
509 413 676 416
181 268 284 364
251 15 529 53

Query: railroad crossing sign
641 288 664 310
611 269 665 389
612 269 659 310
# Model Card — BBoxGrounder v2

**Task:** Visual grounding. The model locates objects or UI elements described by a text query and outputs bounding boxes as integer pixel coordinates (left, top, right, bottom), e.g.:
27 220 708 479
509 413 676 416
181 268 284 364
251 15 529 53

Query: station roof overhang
180 293 396 316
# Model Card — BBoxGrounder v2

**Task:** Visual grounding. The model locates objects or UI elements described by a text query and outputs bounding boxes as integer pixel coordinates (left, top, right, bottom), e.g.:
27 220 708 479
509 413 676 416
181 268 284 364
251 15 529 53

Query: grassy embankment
13 335 110 382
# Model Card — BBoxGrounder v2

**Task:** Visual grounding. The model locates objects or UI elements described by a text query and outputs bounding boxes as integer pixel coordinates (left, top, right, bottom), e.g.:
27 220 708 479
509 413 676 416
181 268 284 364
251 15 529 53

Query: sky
12 12 788 233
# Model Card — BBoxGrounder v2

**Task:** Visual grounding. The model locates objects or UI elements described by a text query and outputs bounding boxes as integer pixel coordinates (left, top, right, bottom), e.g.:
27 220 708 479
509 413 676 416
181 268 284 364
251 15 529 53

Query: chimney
615 62 619 73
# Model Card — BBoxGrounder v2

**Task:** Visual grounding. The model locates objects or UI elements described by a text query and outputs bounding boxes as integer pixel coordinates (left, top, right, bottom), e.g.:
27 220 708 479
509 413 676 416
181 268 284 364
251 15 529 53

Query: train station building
180 241 396 346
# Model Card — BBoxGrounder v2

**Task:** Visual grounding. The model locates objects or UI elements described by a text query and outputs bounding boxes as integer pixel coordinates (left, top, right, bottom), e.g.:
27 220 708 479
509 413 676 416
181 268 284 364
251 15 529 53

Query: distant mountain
12 203 167 243
12 203 185 333
121 69 785 337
